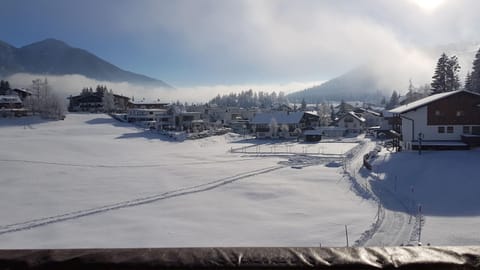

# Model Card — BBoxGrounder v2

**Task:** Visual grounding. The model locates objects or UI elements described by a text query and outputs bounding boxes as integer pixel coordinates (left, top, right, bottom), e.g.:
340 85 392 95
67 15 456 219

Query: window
447 126 454 133
438 126 445 133
456 110 464 117
472 126 480 135
463 126 470 134
435 110 441 116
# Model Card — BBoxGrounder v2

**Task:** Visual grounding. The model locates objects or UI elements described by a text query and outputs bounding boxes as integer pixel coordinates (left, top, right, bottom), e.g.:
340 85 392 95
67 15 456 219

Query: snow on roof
0 95 22 103
251 111 306 124
338 111 366 122
389 90 479 114
13 88 32 95
129 99 169 105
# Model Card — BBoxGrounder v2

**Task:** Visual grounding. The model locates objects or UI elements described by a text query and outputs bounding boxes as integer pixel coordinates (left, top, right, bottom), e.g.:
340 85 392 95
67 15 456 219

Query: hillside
0 39 172 88
287 66 387 103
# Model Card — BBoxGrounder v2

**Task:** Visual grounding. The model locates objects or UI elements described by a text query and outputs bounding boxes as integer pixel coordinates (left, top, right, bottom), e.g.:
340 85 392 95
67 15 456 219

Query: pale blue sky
1 0 479 88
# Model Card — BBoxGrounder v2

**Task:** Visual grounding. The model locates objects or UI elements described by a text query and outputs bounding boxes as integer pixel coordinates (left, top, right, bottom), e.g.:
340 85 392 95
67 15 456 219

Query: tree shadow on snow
84 117 132 128
0 116 52 127
115 130 180 142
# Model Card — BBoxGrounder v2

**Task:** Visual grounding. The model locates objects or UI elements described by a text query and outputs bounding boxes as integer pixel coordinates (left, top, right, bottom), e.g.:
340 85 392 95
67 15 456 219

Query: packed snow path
363 185 415 246
0 165 284 235
346 140 416 246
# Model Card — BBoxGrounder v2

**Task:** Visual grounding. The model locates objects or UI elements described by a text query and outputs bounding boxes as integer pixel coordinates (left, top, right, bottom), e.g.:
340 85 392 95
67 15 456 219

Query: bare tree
24 78 66 119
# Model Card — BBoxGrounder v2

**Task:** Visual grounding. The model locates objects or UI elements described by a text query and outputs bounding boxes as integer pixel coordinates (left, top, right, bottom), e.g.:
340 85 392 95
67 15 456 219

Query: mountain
287 66 387 103
0 38 172 88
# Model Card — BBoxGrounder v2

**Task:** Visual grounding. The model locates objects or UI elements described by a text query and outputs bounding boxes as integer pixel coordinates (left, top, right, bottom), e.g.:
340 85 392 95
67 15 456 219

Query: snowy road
346 140 416 246
363 186 415 246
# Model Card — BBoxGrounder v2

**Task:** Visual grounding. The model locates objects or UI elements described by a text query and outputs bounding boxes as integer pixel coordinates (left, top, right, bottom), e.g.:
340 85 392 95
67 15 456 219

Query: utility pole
345 225 349 247
418 204 422 244
418 132 424 155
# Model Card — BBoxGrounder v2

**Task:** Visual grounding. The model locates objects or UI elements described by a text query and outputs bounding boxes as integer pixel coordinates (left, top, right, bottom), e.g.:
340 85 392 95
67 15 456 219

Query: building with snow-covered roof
354 107 382 128
68 91 130 112
335 111 366 134
389 90 480 150
127 108 167 124
250 111 319 139
0 95 22 109
128 99 169 109
0 95 28 117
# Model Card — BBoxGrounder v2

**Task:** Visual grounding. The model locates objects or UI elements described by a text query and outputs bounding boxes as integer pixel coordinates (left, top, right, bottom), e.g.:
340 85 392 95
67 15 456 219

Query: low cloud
6 73 323 104
114 0 476 92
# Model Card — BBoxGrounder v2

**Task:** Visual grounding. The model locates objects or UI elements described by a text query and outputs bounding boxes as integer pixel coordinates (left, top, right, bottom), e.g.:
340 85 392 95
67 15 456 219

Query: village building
310 126 348 138
389 90 480 150
68 91 130 112
335 111 366 134
0 87 31 117
250 111 320 139
127 108 167 126
353 107 382 128
154 107 205 132
128 99 169 110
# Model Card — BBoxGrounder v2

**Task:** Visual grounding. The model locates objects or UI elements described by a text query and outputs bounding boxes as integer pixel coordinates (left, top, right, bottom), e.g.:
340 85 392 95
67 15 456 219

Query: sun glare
411 0 446 12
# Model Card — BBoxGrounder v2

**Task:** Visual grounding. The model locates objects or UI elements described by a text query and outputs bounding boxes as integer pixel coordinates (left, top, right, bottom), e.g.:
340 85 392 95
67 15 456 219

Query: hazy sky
1 0 480 89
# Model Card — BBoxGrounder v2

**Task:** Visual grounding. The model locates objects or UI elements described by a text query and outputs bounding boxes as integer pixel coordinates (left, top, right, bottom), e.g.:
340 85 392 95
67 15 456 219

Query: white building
336 111 366 134
250 111 319 139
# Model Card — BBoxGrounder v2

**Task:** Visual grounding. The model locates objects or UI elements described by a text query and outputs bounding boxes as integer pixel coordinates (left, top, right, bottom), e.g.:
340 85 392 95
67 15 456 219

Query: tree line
209 89 289 108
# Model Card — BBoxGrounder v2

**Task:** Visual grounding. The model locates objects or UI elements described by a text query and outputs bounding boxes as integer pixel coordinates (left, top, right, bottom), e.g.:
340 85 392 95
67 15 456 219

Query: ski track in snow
0 165 285 235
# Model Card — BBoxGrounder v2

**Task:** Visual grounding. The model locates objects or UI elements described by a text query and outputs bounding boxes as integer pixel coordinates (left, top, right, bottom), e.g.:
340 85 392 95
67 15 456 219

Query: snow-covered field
2 113 478 248
0 114 376 248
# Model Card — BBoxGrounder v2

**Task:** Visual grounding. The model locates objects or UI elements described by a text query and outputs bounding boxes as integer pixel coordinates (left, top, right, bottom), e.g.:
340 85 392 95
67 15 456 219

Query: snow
367 148 480 246
0 114 376 248
2 113 477 248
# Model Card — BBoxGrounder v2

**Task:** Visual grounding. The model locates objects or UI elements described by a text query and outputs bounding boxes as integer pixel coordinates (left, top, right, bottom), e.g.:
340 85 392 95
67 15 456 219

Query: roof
251 111 313 125
0 95 22 104
129 100 169 105
338 111 366 122
13 88 32 95
389 90 480 114
355 108 381 117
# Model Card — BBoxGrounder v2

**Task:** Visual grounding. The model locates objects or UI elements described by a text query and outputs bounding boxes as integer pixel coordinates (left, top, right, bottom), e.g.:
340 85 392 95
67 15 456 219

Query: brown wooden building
389 90 480 150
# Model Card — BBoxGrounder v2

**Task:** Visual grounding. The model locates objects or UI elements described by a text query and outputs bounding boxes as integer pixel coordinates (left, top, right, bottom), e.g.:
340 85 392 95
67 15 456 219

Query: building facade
389 90 480 150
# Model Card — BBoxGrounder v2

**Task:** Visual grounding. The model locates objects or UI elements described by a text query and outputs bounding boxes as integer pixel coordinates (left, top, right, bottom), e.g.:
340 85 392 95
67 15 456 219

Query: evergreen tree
430 53 461 94
465 71 473 91
0 80 11 92
300 98 307 111
338 100 347 115
431 53 449 94
380 96 386 106
446 55 461 91
469 47 480 93
330 104 335 121
386 90 399 110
